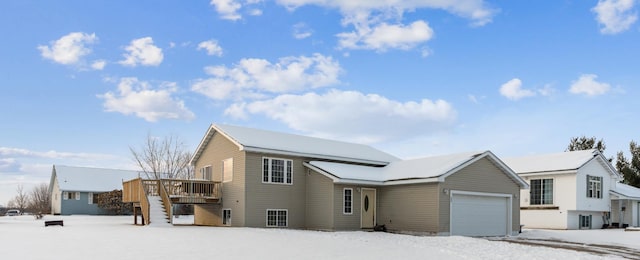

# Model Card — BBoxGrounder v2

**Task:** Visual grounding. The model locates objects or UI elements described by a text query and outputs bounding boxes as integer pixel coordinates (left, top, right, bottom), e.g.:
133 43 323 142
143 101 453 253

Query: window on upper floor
262 157 292 184
530 178 553 205
201 165 212 181
223 158 233 183
587 175 603 199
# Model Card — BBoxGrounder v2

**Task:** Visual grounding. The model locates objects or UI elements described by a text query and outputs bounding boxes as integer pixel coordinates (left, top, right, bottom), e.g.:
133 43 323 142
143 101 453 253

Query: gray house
49 165 141 215
184 124 528 236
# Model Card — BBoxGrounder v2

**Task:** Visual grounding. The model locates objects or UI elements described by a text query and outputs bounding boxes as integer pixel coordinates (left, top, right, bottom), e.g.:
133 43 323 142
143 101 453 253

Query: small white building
504 150 620 230
610 182 640 227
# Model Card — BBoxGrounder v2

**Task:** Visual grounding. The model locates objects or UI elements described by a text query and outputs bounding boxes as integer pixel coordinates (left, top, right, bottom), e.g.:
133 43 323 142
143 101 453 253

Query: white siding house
504 150 622 230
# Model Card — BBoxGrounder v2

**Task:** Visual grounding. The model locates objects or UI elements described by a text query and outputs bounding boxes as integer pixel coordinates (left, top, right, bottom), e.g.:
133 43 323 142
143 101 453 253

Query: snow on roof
611 182 640 199
52 165 142 192
502 149 600 174
209 124 400 165
309 151 489 183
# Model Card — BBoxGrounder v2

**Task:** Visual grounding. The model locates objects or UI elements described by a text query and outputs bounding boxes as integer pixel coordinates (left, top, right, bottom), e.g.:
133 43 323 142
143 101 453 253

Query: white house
504 149 620 230
610 182 640 227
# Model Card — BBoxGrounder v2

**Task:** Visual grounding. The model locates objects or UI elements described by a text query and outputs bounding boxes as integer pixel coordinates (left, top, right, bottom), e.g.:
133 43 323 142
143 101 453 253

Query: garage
450 192 511 236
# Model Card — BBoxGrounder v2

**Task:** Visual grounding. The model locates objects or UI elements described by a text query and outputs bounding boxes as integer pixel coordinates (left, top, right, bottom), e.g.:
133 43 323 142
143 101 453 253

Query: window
262 158 293 184
223 158 233 182
266 209 288 227
579 215 592 229
88 193 99 204
587 175 603 199
64 191 80 200
222 209 231 226
530 179 553 205
343 188 353 214
201 165 212 180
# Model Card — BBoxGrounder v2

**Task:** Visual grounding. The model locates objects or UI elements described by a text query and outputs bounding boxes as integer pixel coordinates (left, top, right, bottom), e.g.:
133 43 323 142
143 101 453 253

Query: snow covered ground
520 228 640 250
0 215 635 260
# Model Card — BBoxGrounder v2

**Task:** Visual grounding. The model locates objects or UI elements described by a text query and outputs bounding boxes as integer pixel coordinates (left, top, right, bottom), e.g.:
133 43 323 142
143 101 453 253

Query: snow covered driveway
0 215 634 259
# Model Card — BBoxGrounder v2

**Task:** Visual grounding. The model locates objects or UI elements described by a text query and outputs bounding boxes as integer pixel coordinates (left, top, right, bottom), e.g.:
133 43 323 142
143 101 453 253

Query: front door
361 188 376 228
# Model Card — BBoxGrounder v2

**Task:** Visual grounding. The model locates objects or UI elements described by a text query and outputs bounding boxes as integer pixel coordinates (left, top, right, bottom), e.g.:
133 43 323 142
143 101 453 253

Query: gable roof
49 165 141 193
610 182 640 200
306 151 528 187
191 124 400 166
503 149 619 178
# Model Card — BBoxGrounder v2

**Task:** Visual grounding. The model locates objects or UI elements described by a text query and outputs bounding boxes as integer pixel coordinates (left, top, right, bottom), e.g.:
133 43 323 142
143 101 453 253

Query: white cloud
91 60 106 70
210 0 243 20
276 0 496 26
98 77 195 122
293 23 313 39
337 20 434 51
592 0 638 34
0 147 116 161
569 74 611 96
192 53 342 100
37 32 97 65
119 37 164 67
225 89 456 143
197 40 224 56
499 78 536 100
249 8 263 16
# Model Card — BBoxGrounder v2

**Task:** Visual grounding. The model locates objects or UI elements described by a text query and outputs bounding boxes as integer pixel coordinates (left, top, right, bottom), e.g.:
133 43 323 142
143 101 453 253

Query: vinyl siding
378 183 440 233
333 184 365 230
438 157 521 233
193 131 246 226
60 191 109 215
244 152 307 228
305 170 334 230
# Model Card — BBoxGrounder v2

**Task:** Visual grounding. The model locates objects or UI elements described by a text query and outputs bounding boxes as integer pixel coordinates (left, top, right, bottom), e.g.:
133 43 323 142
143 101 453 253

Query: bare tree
28 183 50 214
130 133 192 179
10 184 29 212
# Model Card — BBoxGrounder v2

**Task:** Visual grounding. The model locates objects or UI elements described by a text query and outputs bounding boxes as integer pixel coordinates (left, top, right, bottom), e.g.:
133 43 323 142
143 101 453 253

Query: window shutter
75 192 80 200
63 191 68 200
88 193 93 204
586 175 590 197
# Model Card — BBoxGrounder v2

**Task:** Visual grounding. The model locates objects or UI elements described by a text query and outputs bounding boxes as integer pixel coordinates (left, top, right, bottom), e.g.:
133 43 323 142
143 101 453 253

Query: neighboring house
49 165 141 215
183 124 527 236
610 182 640 227
504 149 624 230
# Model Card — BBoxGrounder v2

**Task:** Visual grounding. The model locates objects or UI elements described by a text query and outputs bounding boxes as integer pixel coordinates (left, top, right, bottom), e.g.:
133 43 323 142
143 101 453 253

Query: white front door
361 188 376 228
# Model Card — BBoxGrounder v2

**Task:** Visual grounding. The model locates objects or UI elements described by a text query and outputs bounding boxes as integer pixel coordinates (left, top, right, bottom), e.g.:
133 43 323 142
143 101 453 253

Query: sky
1 0 639 205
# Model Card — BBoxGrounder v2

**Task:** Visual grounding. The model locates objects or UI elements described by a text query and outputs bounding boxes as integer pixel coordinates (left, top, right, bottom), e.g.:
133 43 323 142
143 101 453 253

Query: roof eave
246 147 391 166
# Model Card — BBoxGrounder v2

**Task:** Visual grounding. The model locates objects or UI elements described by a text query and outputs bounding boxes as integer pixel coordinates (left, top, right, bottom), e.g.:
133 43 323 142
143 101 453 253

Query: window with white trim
587 175 602 199
530 179 553 205
222 209 231 226
579 215 592 229
88 192 99 204
343 188 353 214
64 191 80 200
266 209 288 227
223 158 233 182
201 165 212 180
262 158 292 184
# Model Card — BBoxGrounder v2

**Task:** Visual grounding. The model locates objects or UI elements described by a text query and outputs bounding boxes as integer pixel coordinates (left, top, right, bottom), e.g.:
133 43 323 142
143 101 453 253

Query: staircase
147 196 172 227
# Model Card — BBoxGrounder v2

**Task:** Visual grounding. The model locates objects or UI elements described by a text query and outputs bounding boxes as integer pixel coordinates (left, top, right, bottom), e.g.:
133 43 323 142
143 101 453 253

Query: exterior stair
147 195 172 227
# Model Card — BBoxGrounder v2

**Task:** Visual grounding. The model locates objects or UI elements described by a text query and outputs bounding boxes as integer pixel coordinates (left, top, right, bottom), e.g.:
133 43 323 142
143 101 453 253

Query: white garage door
450 193 509 236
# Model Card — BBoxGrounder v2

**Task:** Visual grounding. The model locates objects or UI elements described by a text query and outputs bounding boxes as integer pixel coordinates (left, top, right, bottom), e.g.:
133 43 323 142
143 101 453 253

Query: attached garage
450 191 511 236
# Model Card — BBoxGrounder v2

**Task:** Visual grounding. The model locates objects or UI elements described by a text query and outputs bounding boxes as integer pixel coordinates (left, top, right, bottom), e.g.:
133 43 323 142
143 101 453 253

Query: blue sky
1 0 639 204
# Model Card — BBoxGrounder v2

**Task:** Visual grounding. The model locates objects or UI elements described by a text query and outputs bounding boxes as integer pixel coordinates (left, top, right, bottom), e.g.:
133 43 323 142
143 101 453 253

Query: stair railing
158 179 173 224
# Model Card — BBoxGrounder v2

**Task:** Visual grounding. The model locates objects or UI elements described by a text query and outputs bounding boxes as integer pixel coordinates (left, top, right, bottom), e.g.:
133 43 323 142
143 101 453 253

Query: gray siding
305 170 334 230
333 184 365 230
193 131 246 226
438 157 521 233
244 152 307 228
378 183 440 233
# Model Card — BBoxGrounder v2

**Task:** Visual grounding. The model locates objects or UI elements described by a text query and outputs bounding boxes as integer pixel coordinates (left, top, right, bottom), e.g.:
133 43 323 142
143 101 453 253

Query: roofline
609 189 640 200
191 124 392 166
246 147 390 165
518 169 578 176
439 151 529 189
